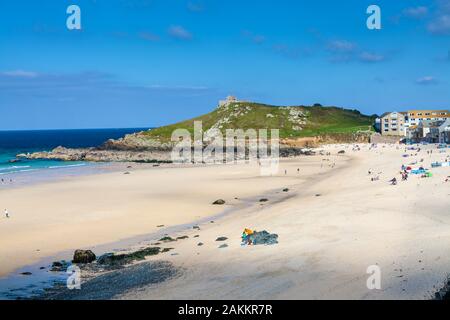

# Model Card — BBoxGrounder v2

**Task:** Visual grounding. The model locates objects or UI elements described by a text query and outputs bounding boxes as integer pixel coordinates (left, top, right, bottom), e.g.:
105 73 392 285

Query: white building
218 96 238 107
439 119 450 144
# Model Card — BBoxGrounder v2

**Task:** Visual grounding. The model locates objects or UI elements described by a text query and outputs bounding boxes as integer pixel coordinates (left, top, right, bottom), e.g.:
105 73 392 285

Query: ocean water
0 128 148 176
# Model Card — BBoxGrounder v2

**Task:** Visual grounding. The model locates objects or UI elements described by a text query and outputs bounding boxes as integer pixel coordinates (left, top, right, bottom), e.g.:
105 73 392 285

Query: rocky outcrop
17 146 173 163
18 143 316 163
99 132 173 151
16 131 178 163
73 250 96 264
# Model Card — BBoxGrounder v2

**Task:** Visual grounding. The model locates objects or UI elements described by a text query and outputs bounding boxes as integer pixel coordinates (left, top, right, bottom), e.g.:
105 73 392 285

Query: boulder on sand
50 260 70 272
73 250 96 264
213 199 226 205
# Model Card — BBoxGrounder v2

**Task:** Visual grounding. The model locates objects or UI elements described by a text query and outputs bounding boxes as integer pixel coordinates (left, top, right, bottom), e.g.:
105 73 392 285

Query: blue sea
0 128 148 176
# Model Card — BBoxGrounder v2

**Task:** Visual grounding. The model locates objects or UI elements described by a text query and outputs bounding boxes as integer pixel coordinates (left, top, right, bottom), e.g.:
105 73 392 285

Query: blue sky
0 0 449 130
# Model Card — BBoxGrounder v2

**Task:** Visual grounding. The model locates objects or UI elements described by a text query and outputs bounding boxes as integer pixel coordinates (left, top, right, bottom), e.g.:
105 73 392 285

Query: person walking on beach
4 209 9 218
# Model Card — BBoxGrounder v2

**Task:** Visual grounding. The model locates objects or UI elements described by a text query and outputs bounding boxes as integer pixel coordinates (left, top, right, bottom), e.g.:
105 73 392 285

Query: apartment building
407 110 449 126
379 109 450 138
439 119 450 144
379 112 407 136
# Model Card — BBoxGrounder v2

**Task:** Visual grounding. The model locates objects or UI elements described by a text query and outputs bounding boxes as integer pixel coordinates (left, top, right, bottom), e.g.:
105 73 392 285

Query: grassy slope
143 102 375 141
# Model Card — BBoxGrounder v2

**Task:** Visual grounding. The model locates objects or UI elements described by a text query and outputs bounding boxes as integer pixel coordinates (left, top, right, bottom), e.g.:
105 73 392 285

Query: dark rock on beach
72 250 96 264
159 236 176 242
97 247 161 268
50 260 70 272
40 261 180 300
213 199 226 205
219 244 228 249
216 237 228 242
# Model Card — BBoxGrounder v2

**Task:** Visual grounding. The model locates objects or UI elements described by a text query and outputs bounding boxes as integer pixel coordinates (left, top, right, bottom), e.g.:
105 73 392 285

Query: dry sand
0 159 309 278
0 143 449 299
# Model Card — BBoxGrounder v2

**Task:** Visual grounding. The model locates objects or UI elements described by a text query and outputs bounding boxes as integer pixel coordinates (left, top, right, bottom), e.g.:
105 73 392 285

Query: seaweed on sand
97 247 161 267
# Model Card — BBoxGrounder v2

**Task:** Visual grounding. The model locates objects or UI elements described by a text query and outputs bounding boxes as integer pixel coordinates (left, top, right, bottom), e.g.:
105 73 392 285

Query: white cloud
139 31 160 42
168 25 193 40
427 0 450 35
403 6 429 19
187 2 204 12
416 76 438 85
326 40 385 64
428 14 450 35
327 40 357 53
1 70 38 78
359 52 385 63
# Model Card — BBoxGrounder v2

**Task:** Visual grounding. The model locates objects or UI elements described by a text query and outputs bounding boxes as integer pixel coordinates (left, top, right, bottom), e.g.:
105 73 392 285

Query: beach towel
411 169 427 175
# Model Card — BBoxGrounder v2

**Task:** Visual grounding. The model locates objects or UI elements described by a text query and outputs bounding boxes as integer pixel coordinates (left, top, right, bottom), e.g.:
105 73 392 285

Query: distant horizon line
0 127 153 132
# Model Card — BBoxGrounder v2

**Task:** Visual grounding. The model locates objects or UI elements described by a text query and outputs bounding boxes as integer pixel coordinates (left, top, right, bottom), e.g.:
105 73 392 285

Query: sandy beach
0 143 449 300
